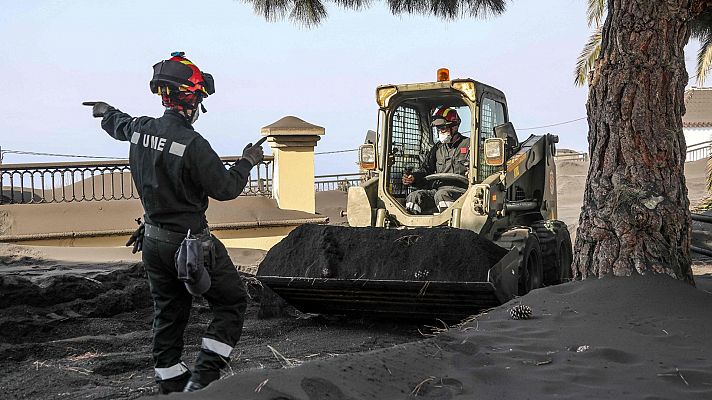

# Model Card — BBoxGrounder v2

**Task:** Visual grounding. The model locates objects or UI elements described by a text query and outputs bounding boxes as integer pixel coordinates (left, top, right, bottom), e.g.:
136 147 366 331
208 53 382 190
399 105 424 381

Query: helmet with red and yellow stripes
150 52 215 111
431 107 461 128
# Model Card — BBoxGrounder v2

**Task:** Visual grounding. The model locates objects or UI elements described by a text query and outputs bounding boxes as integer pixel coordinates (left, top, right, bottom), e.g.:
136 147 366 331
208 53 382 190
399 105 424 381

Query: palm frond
245 0 292 22
695 32 712 86
289 0 328 27
429 0 463 20
331 0 372 11
586 0 605 28
387 0 429 18
387 0 505 20
691 9 712 85
246 0 506 25
574 26 602 87
462 0 506 18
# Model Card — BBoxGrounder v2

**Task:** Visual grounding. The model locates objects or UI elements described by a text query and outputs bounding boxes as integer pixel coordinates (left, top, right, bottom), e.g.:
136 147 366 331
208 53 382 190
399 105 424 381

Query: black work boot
158 371 192 394
184 369 220 392
183 380 207 392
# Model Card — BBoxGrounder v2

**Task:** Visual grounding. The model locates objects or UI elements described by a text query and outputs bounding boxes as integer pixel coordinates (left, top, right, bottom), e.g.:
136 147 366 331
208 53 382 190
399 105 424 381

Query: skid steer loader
257 69 573 320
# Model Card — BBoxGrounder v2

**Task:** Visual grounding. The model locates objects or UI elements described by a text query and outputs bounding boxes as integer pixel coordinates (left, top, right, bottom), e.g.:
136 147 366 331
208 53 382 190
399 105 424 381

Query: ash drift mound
166 275 712 400
258 225 508 282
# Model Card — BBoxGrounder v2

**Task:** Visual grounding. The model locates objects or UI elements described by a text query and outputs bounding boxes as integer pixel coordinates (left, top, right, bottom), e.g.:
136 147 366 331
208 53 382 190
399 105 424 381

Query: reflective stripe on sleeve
169 142 186 157
154 362 188 380
202 338 233 357
130 132 141 144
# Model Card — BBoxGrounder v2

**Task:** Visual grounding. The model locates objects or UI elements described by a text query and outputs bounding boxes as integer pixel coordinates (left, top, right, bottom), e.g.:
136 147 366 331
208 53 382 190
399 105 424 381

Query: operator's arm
411 145 437 188
188 136 253 201
101 108 149 142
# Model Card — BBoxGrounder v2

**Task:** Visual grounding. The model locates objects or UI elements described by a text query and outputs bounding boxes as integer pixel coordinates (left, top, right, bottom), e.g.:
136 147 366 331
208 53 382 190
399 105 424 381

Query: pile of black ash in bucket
257 225 508 282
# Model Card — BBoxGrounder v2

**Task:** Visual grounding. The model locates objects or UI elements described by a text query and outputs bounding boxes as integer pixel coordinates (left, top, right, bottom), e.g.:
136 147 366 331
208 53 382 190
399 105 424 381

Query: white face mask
438 132 452 143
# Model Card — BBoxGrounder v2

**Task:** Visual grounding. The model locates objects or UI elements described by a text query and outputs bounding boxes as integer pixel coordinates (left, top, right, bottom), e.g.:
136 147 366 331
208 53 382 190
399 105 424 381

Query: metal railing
0 156 273 205
554 141 710 164
5 139 712 206
554 152 589 162
314 173 367 192
686 141 711 163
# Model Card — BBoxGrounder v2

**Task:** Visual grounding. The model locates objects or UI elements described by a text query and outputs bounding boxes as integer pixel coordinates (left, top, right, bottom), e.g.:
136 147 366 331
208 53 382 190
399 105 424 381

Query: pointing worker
84 52 264 393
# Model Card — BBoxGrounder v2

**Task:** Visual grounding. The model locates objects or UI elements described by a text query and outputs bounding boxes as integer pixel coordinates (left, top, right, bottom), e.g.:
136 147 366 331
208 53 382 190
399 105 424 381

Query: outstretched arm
84 101 148 142
101 108 148 142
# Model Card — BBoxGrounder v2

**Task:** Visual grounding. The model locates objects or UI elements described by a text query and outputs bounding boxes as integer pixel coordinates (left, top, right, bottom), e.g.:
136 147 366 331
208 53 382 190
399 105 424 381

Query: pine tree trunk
573 0 695 284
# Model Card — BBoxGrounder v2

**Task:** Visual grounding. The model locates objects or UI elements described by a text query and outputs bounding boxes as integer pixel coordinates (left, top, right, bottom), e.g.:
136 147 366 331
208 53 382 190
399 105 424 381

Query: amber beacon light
437 68 450 82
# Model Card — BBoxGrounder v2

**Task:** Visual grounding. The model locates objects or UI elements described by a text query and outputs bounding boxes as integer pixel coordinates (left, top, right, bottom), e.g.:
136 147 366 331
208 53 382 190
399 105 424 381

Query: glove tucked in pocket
125 221 145 254
175 230 213 296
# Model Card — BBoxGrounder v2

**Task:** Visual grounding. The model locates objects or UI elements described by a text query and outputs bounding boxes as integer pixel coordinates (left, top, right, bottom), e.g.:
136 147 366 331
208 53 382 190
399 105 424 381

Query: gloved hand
242 142 265 166
125 221 145 254
82 101 112 118
402 166 415 186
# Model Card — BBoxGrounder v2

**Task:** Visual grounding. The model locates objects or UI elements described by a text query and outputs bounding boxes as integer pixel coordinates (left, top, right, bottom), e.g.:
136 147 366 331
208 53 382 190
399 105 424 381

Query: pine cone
509 305 532 320
414 269 430 279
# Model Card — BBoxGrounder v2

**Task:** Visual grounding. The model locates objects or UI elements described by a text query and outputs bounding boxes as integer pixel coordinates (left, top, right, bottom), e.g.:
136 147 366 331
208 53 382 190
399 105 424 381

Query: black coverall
101 109 251 386
405 135 470 214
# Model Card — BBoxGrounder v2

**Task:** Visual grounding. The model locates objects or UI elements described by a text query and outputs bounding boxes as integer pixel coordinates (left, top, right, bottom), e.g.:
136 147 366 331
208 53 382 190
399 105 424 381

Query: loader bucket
257 277 501 320
256 225 515 321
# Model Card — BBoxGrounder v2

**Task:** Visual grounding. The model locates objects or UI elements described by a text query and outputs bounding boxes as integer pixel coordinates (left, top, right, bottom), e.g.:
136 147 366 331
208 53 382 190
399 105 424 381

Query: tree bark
573 0 695 284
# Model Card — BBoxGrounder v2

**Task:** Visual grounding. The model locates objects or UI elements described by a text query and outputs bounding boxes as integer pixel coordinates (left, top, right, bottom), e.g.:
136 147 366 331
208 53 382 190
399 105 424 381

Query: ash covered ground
0 254 426 399
2 248 712 399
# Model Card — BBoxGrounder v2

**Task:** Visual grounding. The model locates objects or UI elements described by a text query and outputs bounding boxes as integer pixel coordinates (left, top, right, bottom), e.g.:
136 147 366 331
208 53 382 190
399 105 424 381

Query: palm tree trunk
573 0 695 284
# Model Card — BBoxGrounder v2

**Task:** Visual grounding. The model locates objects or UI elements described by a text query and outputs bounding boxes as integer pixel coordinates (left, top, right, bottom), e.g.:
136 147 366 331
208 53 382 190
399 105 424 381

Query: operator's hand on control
82 101 112 118
125 222 145 254
402 173 415 186
242 142 265 167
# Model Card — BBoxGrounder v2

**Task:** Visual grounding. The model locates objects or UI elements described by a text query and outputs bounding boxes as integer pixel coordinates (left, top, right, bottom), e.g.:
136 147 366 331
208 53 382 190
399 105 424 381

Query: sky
0 0 704 174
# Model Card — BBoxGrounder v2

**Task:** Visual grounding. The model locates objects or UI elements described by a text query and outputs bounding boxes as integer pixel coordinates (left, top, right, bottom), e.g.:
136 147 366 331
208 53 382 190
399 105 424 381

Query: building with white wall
684 87 712 146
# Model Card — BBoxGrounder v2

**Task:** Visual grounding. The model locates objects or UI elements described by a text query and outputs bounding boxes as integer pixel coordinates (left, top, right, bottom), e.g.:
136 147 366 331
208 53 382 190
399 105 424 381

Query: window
389 105 431 196
479 98 506 180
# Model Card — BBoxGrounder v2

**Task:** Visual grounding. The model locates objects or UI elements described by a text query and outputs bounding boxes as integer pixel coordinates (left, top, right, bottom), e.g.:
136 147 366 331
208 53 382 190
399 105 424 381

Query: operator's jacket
406 134 470 214
101 108 252 386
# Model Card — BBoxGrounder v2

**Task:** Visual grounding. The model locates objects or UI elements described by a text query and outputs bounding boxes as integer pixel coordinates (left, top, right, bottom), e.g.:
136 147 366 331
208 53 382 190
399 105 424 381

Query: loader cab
376 80 509 217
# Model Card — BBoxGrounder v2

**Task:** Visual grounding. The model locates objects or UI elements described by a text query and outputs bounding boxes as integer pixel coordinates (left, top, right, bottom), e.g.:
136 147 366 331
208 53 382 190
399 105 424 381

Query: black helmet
149 52 215 97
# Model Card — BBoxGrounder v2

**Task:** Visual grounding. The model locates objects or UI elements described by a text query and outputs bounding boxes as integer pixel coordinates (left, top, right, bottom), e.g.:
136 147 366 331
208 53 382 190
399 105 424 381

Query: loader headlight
359 144 377 170
484 138 505 166
376 86 397 107
452 80 476 102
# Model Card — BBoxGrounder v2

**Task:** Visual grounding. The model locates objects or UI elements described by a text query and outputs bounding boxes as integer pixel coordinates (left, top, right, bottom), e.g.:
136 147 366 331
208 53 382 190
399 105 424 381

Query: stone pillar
262 116 324 213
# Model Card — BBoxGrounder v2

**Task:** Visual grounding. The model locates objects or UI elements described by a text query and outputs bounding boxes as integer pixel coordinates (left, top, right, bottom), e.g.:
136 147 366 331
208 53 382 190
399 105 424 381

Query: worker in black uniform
84 52 264 394
402 107 470 214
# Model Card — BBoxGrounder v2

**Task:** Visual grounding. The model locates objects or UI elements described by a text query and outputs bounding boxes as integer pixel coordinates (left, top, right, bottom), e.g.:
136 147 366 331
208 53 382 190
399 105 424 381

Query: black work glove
242 142 265 167
125 222 145 254
82 101 112 118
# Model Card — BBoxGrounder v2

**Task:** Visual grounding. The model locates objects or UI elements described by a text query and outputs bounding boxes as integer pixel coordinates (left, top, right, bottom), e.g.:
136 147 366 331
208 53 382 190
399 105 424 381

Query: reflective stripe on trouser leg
405 202 422 213
192 238 248 386
155 362 189 380
405 189 437 215
202 338 233 358
434 187 464 212
142 237 193 372
437 201 454 211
